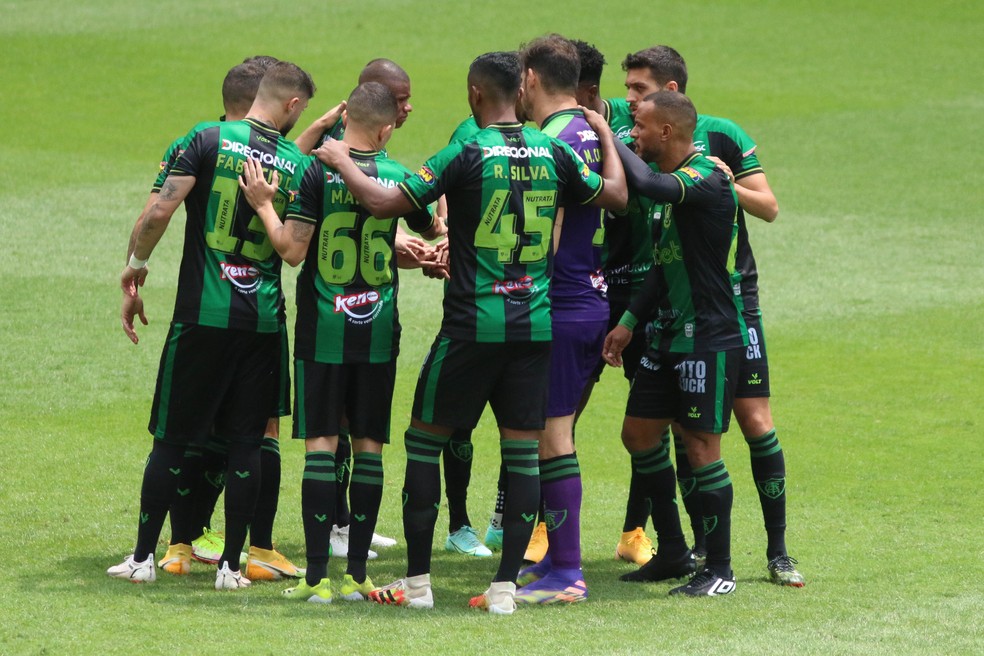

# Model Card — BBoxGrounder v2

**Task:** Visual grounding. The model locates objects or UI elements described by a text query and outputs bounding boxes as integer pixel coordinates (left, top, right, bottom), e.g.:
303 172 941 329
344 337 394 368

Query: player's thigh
488 341 552 431
346 360 396 445
214 330 281 445
292 358 349 440
412 336 500 430
673 349 742 436
274 321 292 418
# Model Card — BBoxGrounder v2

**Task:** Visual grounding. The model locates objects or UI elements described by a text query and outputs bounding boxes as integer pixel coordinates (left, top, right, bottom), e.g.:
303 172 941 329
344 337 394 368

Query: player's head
519 34 580 104
242 55 280 70
622 46 688 114
221 62 267 120
467 51 522 123
358 59 412 128
571 39 606 108
630 90 696 164
254 60 316 135
343 81 399 148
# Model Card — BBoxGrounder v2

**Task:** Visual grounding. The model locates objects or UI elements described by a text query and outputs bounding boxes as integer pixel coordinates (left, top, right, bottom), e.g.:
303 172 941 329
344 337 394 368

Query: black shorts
275 322 292 417
591 298 650 383
735 310 771 398
149 323 280 446
292 359 396 444
626 348 741 434
412 337 551 431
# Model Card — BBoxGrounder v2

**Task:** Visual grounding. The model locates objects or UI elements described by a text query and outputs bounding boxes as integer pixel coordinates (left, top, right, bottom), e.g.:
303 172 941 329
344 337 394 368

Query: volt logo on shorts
677 359 706 393
492 275 537 303
687 406 702 419
747 373 763 385
219 262 261 292
334 290 384 324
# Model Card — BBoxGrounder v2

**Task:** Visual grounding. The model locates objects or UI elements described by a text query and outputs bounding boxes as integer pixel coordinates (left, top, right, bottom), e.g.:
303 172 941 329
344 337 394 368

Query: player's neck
342 128 380 153
659 142 697 173
476 106 519 128
532 93 578 128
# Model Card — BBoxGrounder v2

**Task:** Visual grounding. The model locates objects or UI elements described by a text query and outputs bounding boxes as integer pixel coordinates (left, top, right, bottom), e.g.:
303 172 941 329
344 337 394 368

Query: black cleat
669 568 736 597
619 549 696 582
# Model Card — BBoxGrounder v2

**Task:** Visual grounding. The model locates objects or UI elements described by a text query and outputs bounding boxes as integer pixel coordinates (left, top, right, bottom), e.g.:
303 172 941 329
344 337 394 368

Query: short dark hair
257 60 316 102
519 34 580 94
359 58 410 85
571 39 606 86
222 62 266 114
642 90 696 135
468 51 521 102
346 81 398 129
242 55 279 70
622 45 688 93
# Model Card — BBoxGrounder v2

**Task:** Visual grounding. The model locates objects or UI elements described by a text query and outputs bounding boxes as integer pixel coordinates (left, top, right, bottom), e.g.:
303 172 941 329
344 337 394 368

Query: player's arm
705 156 777 221
238 158 312 266
604 265 661 366
613 140 686 202
292 101 347 154
124 175 193 283
585 109 628 212
313 139 414 218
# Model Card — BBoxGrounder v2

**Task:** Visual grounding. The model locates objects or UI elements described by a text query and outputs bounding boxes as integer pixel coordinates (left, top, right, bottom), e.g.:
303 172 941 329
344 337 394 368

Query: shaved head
357 58 412 128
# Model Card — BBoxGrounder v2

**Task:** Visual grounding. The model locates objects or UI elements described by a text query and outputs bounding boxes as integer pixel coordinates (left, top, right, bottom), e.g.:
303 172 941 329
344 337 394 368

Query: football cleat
523 521 548 563
370 532 397 549
517 555 552 588
158 543 192 576
469 581 517 615
484 520 504 551
669 568 736 597
245 546 305 581
445 526 492 557
214 561 251 590
107 554 156 583
615 528 655 566
619 549 695 582
768 555 806 587
330 525 377 560
282 577 333 604
514 570 588 605
368 575 434 609
339 574 375 601
191 528 224 564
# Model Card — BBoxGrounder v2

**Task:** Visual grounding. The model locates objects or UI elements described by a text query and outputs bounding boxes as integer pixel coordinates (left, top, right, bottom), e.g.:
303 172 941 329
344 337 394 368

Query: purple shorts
547 318 607 417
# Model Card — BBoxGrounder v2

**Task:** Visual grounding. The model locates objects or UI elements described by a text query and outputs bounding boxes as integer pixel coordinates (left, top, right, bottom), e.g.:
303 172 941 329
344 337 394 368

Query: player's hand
313 138 350 169
425 214 448 239
395 233 430 267
706 156 735 183
579 105 612 139
238 158 279 210
421 238 450 280
603 325 632 367
317 100 347 130
121 265 148 297
121 291 148 345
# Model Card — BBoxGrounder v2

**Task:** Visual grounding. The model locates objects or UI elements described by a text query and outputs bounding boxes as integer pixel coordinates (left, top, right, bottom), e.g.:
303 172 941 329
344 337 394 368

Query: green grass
1 1 983 654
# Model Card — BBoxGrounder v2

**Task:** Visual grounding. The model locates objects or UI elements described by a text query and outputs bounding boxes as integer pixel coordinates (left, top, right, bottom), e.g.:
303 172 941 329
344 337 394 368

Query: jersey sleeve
448 117 480 145
397 140 467 211
152 136 185 192
672 160 734 210
703 115 763 179
285 157 323 225
552 138 604 205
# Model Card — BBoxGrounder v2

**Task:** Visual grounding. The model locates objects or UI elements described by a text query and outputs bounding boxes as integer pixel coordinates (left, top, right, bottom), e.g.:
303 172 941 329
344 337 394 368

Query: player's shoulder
674 152 723 185
448 116 481 144
695 113 756 146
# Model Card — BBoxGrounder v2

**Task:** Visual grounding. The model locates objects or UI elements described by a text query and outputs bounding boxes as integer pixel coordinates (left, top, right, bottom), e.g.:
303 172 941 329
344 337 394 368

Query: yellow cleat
615 528 655 566
158 543 192 575
245 546 305 581
523 522 549 563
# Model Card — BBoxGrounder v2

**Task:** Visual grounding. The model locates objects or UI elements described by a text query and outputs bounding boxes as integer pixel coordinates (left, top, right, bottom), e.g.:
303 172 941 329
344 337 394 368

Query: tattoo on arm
290 222 315 244
159 179 179 201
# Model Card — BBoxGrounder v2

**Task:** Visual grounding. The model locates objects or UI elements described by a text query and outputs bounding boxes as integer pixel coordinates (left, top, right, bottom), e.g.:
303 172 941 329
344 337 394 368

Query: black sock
694 459 733 577
347 451 383 583
622 427 671 532
191 445 226 534
489 461 507 529
250 436 280 550
134 441 186 560
169 447 205 545
495 439 540 583
748 429 788 559
403 428 447 577
673 430 704 552
219 442 261 571
630 441 686 554
443 428 474 532
301 451 335 586
335 432 352 528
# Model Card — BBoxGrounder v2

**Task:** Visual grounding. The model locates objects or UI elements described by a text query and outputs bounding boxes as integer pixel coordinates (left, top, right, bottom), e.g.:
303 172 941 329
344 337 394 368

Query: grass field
1 1 982 654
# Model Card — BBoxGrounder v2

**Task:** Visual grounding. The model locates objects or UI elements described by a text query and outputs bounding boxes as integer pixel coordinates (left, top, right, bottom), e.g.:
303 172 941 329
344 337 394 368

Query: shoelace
769 555 799 571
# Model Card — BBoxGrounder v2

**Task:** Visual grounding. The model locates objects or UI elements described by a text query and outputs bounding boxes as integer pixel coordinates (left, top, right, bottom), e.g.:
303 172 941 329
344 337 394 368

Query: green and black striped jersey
286 149 424 364
694 115 765 313
152 121 219 192
168 118 305 333
621 151 748 352
399 122 605 343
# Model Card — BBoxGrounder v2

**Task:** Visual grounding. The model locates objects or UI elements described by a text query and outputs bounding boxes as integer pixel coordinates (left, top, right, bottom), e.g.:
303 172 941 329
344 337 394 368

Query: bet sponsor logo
679 166 703 182
220 139 297 175
590 270 608 293
676 358 706 393
746 327 762 360
219 262 261 293
492 275 538 304
416 165 436 185
333 289 384 325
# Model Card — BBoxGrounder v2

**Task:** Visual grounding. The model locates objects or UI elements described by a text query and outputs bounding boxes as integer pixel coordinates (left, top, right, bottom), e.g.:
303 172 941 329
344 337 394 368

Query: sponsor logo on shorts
677 359 706 393
638 355 659 371
333 290 384 324
747 373 763 385
492 275 537 303
746 327 762 359
687 406 702 419
219 262 261 293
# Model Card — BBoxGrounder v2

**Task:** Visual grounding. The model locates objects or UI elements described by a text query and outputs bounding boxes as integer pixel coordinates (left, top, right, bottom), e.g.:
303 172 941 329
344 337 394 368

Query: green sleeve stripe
618 311 638 331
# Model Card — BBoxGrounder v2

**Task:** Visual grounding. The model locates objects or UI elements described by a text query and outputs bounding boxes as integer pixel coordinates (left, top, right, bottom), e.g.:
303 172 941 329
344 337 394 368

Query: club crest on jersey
416 165 436 185
492 275 537 304
219 262 261 293
334 290 384 324
679 166 703 182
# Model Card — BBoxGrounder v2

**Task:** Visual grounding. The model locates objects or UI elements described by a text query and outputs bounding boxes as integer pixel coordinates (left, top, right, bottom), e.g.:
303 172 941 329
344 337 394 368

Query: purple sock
540 454 582 570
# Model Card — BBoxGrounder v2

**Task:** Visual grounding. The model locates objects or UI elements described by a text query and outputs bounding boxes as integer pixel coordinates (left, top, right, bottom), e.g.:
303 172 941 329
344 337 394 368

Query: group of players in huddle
108 33 804 614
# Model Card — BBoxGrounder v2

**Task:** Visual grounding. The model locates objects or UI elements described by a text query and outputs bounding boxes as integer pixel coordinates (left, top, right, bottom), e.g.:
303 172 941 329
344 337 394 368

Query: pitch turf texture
1 1 981 654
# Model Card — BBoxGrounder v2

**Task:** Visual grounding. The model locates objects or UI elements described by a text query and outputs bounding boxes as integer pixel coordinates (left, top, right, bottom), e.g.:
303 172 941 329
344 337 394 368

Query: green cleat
191 527 224 564
340 574 375 601
445 526 492 557
768 555 805 587
282 578 333 604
